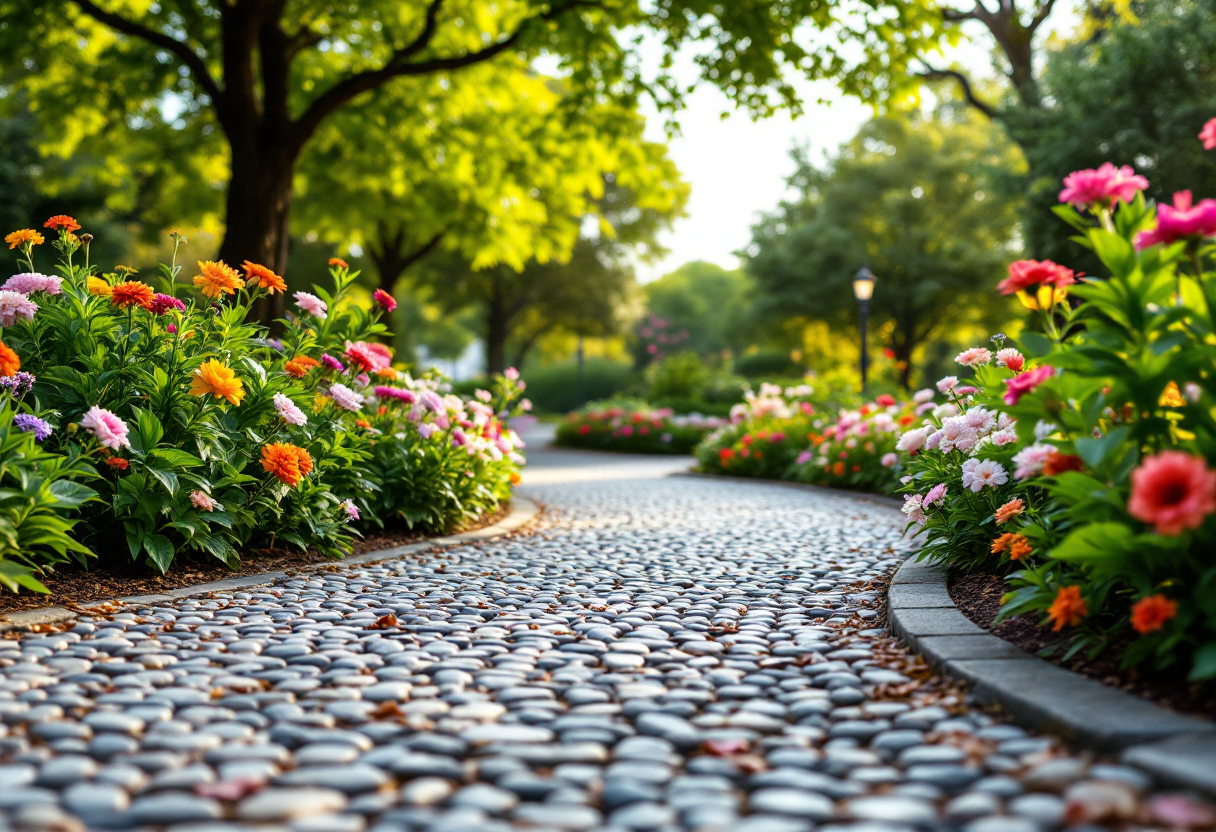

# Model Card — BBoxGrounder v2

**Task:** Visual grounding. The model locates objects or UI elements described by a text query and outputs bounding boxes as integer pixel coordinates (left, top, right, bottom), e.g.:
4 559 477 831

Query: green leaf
46 480 98 509
1188 643 1216 681
1050 522 1133 564
148 448 204 469
142 534 176 573
146 468 179 496
1074 425 1131 470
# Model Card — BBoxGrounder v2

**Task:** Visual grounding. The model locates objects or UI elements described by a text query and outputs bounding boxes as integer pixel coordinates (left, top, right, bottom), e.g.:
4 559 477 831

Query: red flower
578 424 591 436
1130 594 1178 634
1003 365 1055 406
44 215 81 232
998 260 1075 296
106 457 129 471
1128 451 1216 535
1043 451 1083 476
875 394 896 407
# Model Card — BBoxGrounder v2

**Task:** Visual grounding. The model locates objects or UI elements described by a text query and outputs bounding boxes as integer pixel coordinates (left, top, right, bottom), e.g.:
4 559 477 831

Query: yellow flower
5 229 44 250
87 276 113 297
1159 381 1185 408
192 260 243 299
190 360 245 406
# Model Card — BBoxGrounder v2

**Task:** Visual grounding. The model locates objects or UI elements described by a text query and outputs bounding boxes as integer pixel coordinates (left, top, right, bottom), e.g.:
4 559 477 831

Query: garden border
0 495 540 634
888 556 1216 796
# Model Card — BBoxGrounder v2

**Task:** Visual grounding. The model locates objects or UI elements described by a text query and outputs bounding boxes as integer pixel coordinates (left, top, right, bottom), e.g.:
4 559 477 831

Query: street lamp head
852 267 876 302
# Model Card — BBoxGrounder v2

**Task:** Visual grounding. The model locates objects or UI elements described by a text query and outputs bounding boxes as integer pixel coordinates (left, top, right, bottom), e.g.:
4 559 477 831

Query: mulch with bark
950 570 1216 721
0 504 510 616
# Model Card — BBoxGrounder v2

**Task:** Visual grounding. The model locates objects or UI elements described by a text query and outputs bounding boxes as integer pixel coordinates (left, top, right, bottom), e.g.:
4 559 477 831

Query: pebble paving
0 448 1204 832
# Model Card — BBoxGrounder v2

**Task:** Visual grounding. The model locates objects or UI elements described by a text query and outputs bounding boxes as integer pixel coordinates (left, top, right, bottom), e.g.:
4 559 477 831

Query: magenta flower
1059 163 1148 209
340 499 360 521
372 289 397 313
80 405 131 450
1135 191 1216 249
374 386 416 404
1004 365 1055 406
1201 118 1216 151
320 354 345 372
148 293 186 315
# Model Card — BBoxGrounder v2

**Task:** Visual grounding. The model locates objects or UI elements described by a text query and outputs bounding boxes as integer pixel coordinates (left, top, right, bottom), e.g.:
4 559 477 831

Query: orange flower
355 419 371 429
991 532 1032 560
832 461 845 476
1047 586 1088 631
44 215 80 232
328 257 348 269
189 359 245 406
284 355 320 379
994 498 1025 525
193 260 243 298
1043 451 1084 477
1130 594 1178 634
87 276 113 296
261 442 312 487
5 229 44 249
509 471 522 485
375 367 397 379
1159 381 1185 408
0 341 19 378
242 261 287 294
110 280 156 310
106 457 130 471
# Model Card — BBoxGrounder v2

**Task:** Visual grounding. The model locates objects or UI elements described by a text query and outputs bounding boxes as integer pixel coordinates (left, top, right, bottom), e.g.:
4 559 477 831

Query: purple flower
0 372 36 398
320 354 345 372
265 338 284 352
13 413 52 441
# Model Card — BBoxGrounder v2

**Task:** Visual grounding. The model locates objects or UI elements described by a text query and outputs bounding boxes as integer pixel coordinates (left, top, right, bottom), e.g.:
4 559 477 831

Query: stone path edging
0 495 540 634
888 555 1216 796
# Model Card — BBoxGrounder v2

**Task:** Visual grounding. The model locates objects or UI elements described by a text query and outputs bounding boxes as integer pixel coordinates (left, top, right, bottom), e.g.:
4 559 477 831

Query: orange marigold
284 355 320 379
44 215 80 232
0 341 19 377
1130 594 1178 634
5 229 44 249
991 532 1032 560
193 260 243 298
242 261 287 294
110 281 156 310
189 359 245 406
328 257 349 269
261 443 312 487
1047 585 1088 632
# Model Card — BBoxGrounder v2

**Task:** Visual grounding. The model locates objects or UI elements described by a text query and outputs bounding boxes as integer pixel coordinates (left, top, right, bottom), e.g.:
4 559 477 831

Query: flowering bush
556 399 726 454
899 151 1216 680
0 218 526 591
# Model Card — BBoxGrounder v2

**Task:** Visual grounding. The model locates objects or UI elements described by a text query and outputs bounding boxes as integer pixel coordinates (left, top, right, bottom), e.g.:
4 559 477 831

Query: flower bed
0 218 526 593
898 152 1216 683
555 399 727 454
696 383 928 495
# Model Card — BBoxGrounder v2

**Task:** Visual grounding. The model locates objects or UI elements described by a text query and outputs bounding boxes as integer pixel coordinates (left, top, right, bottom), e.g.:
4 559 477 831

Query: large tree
745 114 1021 389
4 0 945 291
642 261 754 359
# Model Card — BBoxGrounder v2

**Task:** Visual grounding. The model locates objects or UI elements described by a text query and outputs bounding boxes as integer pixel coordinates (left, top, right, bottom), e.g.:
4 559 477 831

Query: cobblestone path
0 446 1195 832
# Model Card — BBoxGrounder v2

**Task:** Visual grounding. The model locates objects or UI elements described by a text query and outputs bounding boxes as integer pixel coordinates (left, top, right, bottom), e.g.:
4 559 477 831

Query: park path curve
0 432 1198 832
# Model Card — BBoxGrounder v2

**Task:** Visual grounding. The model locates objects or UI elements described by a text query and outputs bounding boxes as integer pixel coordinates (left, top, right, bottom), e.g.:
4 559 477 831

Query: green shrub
735 350 801 378
555 398 727 454
520 359 634 413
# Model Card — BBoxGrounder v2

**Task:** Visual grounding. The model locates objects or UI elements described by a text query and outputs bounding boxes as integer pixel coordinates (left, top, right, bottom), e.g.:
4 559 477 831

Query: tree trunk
485 278 509 376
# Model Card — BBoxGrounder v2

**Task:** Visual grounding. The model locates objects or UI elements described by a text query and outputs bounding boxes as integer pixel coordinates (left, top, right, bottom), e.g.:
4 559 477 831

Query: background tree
4 0 946 293
745 114 1022 389
640 262 754 359
417 176 684 374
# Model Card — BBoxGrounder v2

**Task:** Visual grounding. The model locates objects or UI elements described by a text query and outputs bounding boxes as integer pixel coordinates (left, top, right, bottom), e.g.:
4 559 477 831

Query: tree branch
71 0 223 105
1028 0 1058 34
917 64 997 119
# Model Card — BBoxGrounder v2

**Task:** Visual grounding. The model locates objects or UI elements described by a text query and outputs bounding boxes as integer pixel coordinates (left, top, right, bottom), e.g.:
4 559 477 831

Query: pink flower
80 405 130 450
937 376 958 394
897 427 930 453
955 347 992 367
419 390 445 412
320 354 345 372
148 293 186 315
417 422 438 439
1128 451 1216 535
1012 444 1053 480
961 458 1009 492
0 290 38 326
995 348 1024 372
955 386 977 396
273 392 308 426
1058 163 1149 209
294 291 328 320
1004 365 1055 406
374 386 416 404
1201 118 1216 150
189 491 219 512
881 452 897 468
1135 191 1216 249
451 428 467 447
998 260 1075 296
340 499 360 521
796 451 813 465
504 367 520 381
372 289 397 313
345 340 392 372
924 483 947 507
329 383 364 412
902 494 925 525
166 323 177 334
2 273 62 295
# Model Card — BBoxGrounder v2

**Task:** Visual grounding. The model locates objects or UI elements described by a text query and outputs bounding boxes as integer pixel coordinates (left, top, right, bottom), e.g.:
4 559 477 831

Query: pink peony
0 290 38 326
1058 163 1149 209
1135 191 1216 249
1201 118 1216 151
372 289 397 313
329 383 364 412
924 483 947 507
995 348 1024 372
1004 365 1055 406
189 490 219 511
998 260 1075 296
3 273 62 295
1128 451 1216 535
955 347 992 367
961 458 1009 492
273 393 308 426
294 291 328 319
896 427 930 453
80 405 130 450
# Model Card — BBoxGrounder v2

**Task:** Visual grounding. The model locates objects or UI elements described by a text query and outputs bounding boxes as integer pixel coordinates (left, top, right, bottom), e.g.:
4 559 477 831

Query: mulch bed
950 571 1216 721
0 504 510 616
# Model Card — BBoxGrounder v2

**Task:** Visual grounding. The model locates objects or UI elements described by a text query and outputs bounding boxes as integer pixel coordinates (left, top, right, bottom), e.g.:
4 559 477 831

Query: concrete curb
0 496 540 633
888 556 1216 796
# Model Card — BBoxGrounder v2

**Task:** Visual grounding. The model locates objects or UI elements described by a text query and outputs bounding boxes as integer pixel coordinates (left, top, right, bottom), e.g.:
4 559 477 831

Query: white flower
902 493 925 524
913 388 936 404
961 458 1009 492
1185 382 1202 404
963 407 996 435
1034 420 1058 440
896 427 930 453
329 383 364 412
932 403 958 420
273 393 308 426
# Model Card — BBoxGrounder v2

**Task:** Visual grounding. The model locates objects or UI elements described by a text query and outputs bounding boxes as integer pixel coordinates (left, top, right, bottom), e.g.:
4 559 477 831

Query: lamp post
852 267 876 393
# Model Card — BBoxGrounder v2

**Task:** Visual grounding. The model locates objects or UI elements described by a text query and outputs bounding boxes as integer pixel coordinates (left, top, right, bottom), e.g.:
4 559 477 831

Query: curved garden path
0 429 1198 832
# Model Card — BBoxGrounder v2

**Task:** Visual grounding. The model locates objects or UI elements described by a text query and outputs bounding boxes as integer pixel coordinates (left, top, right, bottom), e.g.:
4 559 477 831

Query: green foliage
735 351 802 378
640 262 754 359
522 360 634 414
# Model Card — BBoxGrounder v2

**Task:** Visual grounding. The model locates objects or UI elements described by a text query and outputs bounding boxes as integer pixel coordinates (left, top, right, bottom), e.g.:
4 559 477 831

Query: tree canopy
745 113 1022 388
642 261 754 359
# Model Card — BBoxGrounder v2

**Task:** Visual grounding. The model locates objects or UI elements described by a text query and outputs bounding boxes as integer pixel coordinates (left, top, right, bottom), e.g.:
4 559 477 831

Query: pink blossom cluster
1135 191 1216 249
3 273 62 295
294 291 327 319
0 290 38 327
1058 163 1148 210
